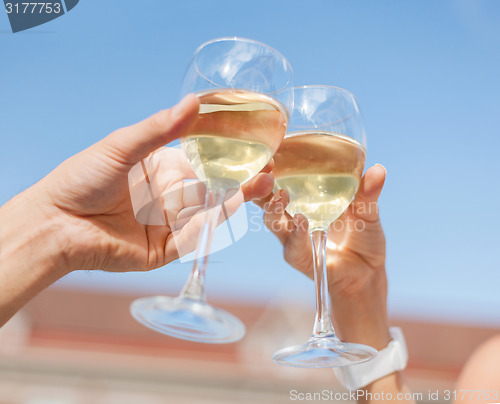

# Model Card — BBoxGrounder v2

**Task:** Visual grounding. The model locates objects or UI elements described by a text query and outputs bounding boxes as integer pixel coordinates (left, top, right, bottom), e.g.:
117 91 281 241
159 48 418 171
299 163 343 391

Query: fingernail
293 214 300 227
293 214 306 232
374 163 387 174
270 189 284 204
172 94 195 120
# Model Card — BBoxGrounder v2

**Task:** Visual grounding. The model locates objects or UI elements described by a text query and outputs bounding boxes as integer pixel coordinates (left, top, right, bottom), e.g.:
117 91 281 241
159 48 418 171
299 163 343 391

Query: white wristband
333 327 408 390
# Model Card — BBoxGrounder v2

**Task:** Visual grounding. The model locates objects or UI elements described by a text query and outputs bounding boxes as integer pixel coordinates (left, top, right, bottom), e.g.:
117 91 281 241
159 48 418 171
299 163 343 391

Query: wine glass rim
284 130 363 145
284 130 366 152
292 84 358 99
192 36 293 95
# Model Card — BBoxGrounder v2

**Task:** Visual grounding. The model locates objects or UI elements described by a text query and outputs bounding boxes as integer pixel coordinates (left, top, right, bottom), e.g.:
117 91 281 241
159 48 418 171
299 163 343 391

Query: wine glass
130 38 293 343
271 85 377 366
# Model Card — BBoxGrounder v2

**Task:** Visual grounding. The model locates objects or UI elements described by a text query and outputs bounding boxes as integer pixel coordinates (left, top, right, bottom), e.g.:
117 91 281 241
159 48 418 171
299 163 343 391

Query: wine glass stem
179 184 226 301
310 229 336 338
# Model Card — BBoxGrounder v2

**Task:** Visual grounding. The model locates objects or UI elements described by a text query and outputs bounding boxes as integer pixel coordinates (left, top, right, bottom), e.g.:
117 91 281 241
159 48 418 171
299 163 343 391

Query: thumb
100 94 199 165
350 164 386 222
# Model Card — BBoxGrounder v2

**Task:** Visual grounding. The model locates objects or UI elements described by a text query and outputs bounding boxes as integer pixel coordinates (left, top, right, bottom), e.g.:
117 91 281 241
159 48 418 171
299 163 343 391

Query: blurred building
0 287 498 404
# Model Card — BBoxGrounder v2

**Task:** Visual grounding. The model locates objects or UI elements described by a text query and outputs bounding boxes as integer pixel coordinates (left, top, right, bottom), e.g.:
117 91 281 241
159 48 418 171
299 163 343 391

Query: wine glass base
130 296 246 344
273 336 377 368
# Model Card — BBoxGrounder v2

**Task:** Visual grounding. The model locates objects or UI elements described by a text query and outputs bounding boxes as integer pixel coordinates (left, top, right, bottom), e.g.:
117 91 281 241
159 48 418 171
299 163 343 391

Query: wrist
334 327 409 392
330 270 390 350
0 187 68 325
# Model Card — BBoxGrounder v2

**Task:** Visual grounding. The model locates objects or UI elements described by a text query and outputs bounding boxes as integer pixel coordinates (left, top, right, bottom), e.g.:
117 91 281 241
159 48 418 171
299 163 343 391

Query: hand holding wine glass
0 96 274 327
267 85 379 367
261 164 390 352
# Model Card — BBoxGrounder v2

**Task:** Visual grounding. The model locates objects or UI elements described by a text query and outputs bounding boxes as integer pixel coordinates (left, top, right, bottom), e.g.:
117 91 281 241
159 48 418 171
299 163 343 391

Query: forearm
329 283 414 403
0 187 68 326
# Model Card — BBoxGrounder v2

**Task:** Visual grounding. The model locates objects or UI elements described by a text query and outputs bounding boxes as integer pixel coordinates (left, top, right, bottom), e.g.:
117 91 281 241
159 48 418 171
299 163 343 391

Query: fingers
182 180 207 208
241 157 274 204
261 158 274 174
152 147 197 180
241 172 274 202
350 164 387 222
101 94 200 166
283 214 314 277
263 189 294 245
262 194 314 277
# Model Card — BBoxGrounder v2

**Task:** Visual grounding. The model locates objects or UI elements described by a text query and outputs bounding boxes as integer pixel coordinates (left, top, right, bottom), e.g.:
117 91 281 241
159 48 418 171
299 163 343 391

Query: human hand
260 164 390 349
0 95 274 326
14 95 273 274
128 145 273 262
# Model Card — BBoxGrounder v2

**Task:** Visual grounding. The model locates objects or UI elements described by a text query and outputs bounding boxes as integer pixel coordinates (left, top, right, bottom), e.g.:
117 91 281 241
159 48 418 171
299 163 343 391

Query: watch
333 327 408 390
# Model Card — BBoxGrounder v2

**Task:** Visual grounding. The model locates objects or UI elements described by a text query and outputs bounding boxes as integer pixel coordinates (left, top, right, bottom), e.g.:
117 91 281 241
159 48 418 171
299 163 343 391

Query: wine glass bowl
288 85 365 143
181 37 293 109
181 38 292 188
183 89 289 186
271 85 377 367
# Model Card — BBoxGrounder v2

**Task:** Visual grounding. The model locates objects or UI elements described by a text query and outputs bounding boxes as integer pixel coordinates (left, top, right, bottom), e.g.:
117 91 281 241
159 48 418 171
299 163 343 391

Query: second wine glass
272 85 377 366
130 38 293 343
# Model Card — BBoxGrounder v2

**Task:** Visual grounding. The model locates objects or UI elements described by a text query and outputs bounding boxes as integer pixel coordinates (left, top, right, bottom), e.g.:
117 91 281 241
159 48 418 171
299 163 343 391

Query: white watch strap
333 327 408 390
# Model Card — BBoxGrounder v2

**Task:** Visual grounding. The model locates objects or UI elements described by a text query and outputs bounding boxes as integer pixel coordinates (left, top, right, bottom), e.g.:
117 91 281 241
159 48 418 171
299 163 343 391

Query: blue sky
1 0 500 327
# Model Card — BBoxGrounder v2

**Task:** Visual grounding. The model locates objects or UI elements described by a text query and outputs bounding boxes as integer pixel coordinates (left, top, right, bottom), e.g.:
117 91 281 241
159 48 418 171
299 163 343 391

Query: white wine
275 174 359 231
183 89 288 185
183 136 272 185
273 131 365 231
